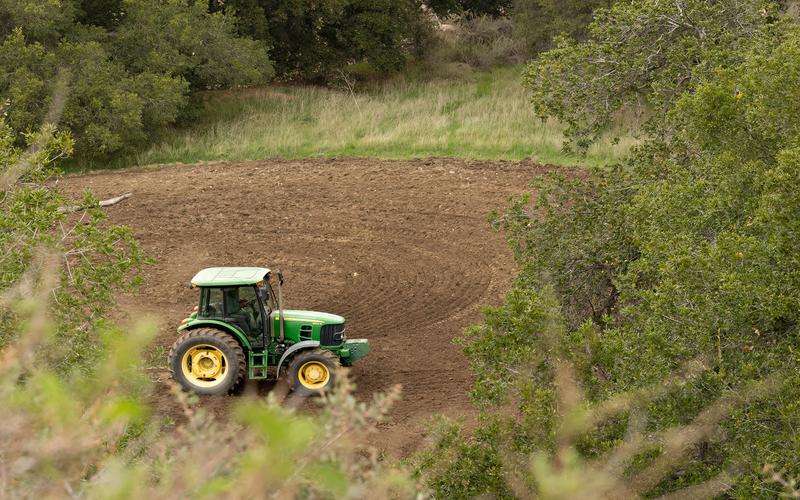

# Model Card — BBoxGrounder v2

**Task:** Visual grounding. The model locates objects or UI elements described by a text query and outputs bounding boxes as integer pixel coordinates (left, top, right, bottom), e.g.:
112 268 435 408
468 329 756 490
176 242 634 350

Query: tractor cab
192 267 273 348
169 266 370 396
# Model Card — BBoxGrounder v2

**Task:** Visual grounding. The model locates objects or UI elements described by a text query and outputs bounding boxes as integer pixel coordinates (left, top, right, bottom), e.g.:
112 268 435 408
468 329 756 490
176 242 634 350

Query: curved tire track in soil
60 157 547 457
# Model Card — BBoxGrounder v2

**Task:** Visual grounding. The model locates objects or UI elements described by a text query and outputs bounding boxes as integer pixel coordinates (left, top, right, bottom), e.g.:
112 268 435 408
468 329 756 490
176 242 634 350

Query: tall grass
127 67 635 168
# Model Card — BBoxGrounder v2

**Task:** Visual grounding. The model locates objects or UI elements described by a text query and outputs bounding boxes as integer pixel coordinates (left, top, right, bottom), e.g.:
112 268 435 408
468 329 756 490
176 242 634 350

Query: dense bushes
0 0 271 160
427 0 513 17
523 0 779 149
420 6 800 497
0 86 146 370
217 0 433 83
513 0 612 53
428 15 525 70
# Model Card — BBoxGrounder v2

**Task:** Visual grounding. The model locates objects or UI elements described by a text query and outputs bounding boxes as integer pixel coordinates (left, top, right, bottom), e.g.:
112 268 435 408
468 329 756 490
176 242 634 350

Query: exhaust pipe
275 270 286 344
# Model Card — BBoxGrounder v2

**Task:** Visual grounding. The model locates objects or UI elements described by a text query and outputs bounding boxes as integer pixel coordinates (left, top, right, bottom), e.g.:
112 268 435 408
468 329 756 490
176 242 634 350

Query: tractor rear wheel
169 328 246 395
287 349 341 396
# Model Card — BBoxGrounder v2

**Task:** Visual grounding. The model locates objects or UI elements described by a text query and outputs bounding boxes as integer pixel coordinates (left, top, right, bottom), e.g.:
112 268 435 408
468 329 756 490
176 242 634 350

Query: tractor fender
276 340 320 377
178 319 252 351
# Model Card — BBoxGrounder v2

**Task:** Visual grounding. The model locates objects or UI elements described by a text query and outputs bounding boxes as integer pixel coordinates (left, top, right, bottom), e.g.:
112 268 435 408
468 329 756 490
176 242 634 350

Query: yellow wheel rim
181 344 228 388
298 361 331 390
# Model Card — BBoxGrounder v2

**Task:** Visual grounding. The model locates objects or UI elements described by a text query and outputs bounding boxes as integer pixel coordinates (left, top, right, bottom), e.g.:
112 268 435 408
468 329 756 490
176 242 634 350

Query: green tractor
168 267 369 396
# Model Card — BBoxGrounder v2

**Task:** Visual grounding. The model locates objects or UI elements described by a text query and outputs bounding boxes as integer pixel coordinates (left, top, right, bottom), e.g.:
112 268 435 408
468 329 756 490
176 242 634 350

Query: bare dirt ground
59 157 545 457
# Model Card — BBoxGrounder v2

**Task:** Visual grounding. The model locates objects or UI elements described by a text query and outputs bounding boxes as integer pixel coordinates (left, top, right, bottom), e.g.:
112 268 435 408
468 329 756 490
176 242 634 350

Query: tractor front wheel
168 328 245 395
287 349 341 396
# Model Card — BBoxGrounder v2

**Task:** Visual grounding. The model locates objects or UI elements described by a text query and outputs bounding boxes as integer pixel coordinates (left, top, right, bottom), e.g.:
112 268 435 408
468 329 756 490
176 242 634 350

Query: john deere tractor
168 267 369 396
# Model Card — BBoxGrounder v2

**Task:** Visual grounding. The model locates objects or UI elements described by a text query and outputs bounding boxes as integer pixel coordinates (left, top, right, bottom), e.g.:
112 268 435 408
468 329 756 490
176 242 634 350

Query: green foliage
512 0 612 53
416 286 778 498
219 0 433 82
112 0 272 90
414 418 512 499
1 283 416 497
0 30 57 136
0 0 77 44
59 39 189 157
0 107 146 370
429 14 525 70
0 0 272 160
427 19 800 497
492 167 637 328
76 0 124 28
427 0 512 17
523 0 781 149
461 286 560 409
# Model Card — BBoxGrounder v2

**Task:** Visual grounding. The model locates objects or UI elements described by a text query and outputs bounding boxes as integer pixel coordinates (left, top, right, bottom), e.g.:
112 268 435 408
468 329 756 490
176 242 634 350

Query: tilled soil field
59 157 545 457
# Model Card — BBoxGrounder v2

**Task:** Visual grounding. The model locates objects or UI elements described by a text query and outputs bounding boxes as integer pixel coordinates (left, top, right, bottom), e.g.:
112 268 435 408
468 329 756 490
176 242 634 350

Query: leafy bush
112 0 271 90
0 85 146 370
0 0 272 160
217 0 433 83
523 0 781 149
429 15 525 70
415 288 783 498
512 0 612 53
422 18 800 498
427 0 513 17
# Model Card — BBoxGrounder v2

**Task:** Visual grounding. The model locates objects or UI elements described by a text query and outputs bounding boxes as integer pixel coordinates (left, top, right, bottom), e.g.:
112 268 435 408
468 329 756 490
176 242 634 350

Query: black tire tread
168 327 246 394
287 348 341 395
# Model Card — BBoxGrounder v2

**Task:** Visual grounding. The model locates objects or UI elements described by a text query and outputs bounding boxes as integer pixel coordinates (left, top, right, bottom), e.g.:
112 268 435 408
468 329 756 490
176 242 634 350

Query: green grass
126 67 635 168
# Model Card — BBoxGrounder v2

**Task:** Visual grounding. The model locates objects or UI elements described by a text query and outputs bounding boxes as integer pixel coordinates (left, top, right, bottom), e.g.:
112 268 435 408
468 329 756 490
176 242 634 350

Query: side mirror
277 271 284 286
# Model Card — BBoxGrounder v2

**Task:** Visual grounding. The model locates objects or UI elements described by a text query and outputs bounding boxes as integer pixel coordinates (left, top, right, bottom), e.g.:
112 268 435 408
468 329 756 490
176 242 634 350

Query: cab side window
200 288 223 318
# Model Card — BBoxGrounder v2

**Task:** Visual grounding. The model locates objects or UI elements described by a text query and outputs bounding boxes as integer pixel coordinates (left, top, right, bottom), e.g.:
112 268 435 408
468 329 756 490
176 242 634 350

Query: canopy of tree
0 0 273 159
214 0 433 83
420 1 800 497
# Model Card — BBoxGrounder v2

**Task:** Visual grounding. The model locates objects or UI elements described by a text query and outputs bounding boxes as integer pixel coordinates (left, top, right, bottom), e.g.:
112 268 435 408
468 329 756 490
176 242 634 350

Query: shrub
415 288 783 498
0 80 146 370
58 39 190 157
217 0 434 83
0 0 272 160
428 20 800 497
523 0 781 150
111 0 272 90
430 14 525 70
512 0 612 53
0 30 57 137
427 0 513 17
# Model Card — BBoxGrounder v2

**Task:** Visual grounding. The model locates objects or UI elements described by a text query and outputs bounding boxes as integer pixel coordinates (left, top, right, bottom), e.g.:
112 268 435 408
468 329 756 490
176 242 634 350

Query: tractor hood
271 310 345 325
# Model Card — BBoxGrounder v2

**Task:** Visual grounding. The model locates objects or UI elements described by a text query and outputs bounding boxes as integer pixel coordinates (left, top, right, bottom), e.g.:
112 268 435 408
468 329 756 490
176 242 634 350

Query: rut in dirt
60 157 546 457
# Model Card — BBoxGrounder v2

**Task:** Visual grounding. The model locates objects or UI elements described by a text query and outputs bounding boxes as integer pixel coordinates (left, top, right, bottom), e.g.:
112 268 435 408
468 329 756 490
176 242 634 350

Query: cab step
248 351 269 379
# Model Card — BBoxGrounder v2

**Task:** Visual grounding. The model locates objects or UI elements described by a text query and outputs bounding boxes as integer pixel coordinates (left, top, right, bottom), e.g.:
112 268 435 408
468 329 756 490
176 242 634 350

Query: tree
523 0 780 150
512 0 612 53
426 19 800 497
216 0 433 82
112 0 271 90
0 0 272 159
426 0 512 17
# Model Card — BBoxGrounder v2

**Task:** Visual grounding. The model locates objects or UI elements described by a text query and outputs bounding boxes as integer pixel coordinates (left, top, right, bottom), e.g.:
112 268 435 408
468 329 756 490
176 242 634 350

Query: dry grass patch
121 67 635 169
